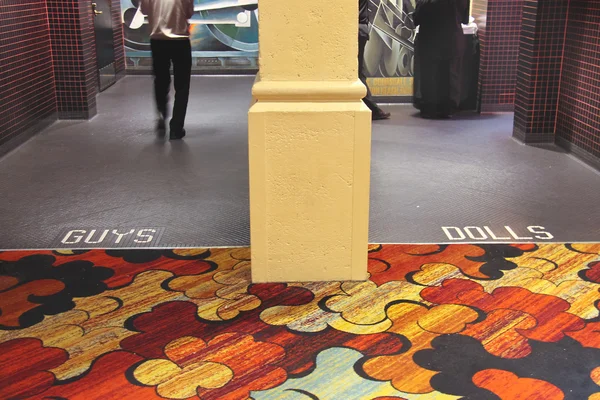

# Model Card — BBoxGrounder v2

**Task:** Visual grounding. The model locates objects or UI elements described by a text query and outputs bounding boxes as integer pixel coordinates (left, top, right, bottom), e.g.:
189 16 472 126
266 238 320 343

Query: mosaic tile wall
476 0 525 112
110 0 125 76
513 0 569 144
0 0 126 153
511 0 599 167
0 0 57 151
556 0 600 164
46 0 98 119
471 0 488 111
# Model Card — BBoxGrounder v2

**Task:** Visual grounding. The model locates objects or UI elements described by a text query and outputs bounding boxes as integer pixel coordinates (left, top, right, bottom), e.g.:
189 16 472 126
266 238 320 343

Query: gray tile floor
0 76 599 249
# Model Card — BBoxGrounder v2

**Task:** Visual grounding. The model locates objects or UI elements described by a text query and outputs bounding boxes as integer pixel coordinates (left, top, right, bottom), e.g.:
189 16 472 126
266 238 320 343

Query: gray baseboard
58 106 97 120
0 113 57 158
374 95 412 104
126 68 258 76
556 137 600 171
481 103 514 113
513 127 556 144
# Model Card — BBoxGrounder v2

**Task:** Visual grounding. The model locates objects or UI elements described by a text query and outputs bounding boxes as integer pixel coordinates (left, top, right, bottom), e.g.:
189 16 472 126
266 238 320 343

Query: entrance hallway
0 76 599 250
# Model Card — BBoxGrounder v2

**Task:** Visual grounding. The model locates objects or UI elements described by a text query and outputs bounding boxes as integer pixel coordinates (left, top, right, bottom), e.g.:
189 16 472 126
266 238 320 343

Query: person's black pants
150 39 192 133
358 35 382 113
419 56 463 116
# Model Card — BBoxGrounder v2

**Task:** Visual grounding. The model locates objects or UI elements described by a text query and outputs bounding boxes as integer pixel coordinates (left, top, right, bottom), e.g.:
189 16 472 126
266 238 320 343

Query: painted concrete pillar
248 0 372 282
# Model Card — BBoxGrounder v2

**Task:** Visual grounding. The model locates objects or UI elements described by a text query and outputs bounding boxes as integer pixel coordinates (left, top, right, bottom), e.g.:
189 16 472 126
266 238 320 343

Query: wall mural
120 0 259 71
364 0 417 98
120 0 415 97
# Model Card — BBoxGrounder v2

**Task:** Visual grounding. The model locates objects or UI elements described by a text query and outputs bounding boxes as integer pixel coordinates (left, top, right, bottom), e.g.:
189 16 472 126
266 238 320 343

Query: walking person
413 0 470 119
140 0 195 139
359 0 391 120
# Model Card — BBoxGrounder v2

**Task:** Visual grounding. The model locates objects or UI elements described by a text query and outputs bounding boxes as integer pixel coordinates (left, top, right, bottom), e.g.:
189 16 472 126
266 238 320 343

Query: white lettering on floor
57 228 163 247
442 226 554 241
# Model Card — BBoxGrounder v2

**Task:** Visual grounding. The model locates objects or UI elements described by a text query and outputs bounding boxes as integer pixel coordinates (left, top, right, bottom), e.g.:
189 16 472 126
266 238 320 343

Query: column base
249 80 371 283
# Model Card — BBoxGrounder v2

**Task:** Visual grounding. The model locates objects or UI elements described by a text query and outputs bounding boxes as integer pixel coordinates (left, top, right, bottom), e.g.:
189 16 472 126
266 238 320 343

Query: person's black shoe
169 129 186 140
156 119 166 137
437 112 454 119
420 111 436 119
372 111 391 121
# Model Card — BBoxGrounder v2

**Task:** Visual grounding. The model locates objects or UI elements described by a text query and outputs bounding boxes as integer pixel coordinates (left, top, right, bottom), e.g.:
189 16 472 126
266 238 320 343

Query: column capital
252 78 367 102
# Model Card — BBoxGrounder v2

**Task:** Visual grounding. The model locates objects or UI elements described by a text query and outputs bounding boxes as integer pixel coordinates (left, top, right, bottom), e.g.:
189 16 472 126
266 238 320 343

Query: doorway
92 1 117 92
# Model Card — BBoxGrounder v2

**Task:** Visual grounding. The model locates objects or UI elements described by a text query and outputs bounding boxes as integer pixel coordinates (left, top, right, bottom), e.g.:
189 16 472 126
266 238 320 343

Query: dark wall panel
46 0 98 119
556 0 600 162
478 0 524 112
513 0 568 143
0 0 56 150
111 0 125 75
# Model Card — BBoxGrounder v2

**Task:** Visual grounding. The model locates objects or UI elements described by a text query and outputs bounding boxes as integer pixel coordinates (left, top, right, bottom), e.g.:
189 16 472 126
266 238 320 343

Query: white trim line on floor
1 241 599 252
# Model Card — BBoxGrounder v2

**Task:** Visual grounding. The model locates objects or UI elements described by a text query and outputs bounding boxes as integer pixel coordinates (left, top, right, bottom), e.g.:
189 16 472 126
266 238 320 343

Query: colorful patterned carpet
1 244 600 399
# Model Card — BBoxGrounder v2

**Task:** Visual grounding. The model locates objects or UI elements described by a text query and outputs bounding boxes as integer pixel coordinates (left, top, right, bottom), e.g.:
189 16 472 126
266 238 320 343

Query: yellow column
249 0 372 282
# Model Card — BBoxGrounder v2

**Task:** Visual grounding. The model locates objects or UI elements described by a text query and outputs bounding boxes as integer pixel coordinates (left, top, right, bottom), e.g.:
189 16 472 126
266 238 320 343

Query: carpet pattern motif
1 244 600 399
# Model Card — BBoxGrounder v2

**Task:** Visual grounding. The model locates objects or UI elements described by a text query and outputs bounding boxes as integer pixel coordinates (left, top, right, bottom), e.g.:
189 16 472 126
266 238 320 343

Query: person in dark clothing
413 0 470 119
140 0 194 140
359 0 391 120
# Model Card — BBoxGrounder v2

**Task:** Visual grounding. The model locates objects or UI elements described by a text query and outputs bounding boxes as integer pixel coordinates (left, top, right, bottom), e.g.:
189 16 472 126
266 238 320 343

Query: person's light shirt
140 0 195 40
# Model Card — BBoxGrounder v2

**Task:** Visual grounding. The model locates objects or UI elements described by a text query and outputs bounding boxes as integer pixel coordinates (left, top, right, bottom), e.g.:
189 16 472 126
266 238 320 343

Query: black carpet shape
467 244 538 280
0 255 113 328
414 334 600 400
106 249 166 264
106 249 212 264
579 261 600 284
